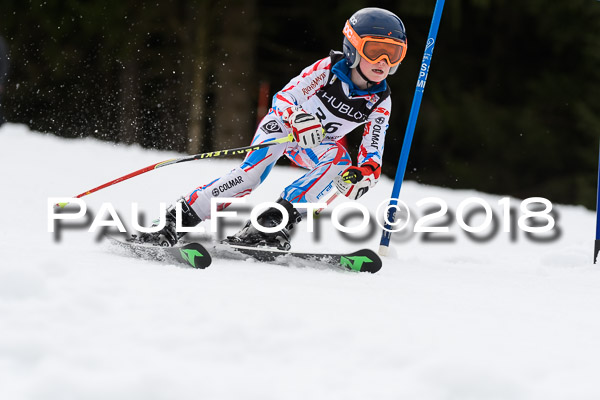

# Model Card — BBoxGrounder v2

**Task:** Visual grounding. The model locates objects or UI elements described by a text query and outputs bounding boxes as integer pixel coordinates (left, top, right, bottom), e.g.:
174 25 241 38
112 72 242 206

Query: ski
205 243 383 273
106 236 212 269
106 236 381 273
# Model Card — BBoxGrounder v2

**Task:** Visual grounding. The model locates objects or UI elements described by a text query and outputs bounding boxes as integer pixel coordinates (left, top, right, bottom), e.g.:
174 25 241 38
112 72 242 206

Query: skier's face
359 57 391 82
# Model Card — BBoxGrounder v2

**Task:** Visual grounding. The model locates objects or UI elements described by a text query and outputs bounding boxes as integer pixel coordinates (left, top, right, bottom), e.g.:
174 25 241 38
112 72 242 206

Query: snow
1 123 599 399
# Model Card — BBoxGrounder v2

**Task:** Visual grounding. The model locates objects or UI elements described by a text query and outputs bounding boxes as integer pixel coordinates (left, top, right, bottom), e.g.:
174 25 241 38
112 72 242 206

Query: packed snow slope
1 123 599 400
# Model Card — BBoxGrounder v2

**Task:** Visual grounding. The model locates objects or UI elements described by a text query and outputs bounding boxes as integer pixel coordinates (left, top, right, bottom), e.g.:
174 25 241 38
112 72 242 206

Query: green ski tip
180 248 203 268
178 243 212 269
340 255 374 271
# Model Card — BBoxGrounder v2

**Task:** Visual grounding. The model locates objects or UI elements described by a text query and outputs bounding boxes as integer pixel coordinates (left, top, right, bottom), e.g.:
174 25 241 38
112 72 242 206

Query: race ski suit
185 51 392 220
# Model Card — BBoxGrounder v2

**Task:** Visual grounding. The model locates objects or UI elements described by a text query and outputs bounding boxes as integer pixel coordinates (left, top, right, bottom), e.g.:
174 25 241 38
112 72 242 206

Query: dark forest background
1 0 599 208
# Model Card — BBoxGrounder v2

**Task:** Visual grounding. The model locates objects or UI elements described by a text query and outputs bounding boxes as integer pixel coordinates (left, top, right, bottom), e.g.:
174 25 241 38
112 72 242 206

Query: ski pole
378 0 445 256
57 134 294 208
314 193 339 217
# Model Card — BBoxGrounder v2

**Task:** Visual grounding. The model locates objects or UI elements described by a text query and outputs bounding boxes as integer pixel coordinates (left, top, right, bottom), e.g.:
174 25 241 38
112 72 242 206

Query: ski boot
226 198 302 251
134 199 202 247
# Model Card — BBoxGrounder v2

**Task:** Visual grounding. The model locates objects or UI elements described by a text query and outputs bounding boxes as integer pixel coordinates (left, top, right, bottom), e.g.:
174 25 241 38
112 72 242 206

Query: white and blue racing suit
185 51 392 220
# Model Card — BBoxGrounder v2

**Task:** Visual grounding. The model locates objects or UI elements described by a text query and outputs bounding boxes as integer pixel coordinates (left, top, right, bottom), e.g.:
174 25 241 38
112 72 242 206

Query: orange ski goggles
343 20 407 67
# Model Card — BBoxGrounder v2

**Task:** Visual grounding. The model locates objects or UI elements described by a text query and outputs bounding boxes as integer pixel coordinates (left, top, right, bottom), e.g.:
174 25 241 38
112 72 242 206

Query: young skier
136 7 408 250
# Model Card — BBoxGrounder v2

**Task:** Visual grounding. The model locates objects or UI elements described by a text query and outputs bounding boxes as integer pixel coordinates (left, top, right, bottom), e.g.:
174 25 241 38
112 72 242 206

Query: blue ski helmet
342 8 407 75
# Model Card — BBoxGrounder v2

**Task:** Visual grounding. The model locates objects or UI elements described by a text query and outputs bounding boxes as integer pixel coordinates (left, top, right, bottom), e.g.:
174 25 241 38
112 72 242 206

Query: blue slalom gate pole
379 0 445 256
595 143 600 264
